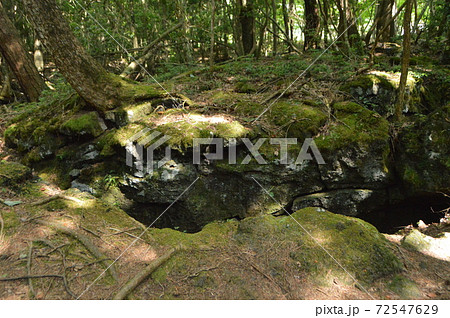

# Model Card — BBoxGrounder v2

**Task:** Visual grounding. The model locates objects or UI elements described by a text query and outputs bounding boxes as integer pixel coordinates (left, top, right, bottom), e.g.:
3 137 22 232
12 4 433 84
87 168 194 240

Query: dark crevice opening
360 192 449 234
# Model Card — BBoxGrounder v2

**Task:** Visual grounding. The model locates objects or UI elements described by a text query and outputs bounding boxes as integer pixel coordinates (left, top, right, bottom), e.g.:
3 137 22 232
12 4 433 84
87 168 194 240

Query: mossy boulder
0 161 31 186
60 111 107 138
341 71 421 116
143 208 401 299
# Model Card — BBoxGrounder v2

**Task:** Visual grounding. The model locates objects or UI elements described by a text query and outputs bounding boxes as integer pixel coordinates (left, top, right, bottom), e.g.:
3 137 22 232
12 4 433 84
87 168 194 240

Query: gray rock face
292 189 387 216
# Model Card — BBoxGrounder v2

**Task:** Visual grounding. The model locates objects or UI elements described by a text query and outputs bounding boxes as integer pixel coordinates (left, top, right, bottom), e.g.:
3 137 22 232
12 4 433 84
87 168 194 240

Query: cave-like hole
361 192 449 234
124 201 203 233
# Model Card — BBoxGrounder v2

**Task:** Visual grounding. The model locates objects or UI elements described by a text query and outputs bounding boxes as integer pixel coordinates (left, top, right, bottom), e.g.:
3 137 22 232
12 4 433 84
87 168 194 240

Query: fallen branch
27 242 35 298
0 274 64 281
34 219 119 282
113 247 179 300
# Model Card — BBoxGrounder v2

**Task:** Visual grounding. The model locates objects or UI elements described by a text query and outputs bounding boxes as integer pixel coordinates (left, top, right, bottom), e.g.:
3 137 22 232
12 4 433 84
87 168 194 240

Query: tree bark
304 0 321 50
395 0 413 121
210 0 216 66
238 0 255 55
0 2 44 102
22 0 123 112
272 0 278 54
375 0 396 42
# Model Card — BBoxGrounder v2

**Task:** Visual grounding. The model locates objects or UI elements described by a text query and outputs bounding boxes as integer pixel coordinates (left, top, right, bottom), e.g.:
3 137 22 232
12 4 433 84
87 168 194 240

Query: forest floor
0 54 449 299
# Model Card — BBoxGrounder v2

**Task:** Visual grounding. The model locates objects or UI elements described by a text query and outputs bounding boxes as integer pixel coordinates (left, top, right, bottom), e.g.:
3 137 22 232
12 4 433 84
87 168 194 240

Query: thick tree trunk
395 0 413 121
0 2 44 102
239 0 255 55
304 0 321 50
22 0 122 112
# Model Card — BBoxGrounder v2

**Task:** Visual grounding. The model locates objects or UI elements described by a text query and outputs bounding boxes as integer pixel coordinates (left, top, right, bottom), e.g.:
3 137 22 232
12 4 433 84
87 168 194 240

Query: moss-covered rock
0 161 31 186
388 275 421 299
315 102 392 188
143 207 401 299
340 71 420 116
60 111 107 138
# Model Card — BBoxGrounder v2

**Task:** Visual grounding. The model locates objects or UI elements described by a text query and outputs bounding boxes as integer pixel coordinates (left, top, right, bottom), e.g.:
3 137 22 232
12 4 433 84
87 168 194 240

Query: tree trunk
239 0 255 55
210 0 216 66
335 0 359 48
0 2 44 102
282 0 291 51
120 22 183 78
304 0 321 50
22 0 130 113
375 0 395 42
395 0 413 121
272 0 278 54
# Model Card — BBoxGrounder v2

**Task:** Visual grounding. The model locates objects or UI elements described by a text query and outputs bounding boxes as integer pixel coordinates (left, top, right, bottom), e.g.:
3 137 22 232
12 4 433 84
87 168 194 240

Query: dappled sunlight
152 112 236 127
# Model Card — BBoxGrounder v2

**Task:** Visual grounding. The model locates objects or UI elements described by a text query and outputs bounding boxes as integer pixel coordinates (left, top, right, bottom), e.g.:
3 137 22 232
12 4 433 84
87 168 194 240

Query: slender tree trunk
120 22 183 78
282 0 291 52
272 0 278 54
395 0 413 121
0 2 44 102
304 0 321 50
210 0 216 66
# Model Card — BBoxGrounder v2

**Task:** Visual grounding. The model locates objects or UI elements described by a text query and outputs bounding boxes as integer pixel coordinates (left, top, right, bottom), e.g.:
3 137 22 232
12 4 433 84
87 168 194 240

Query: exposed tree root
34 219 119 282
29 194 82 206
113 247 180 300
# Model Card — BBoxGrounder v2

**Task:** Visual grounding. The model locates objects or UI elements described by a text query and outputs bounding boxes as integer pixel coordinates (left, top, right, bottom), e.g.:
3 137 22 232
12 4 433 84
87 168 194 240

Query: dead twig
113 247 180 300
27 242 35 298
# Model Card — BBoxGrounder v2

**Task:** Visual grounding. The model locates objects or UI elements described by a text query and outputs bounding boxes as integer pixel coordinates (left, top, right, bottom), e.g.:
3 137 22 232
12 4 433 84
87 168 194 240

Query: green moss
315 102 390 152
234 81 257 93
401 229 431 252
0 210 20 237
236 208 402 284
60 112 105 137
101 114 250 153
0 161 31 186
342 72 417 93
388 275 421 299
